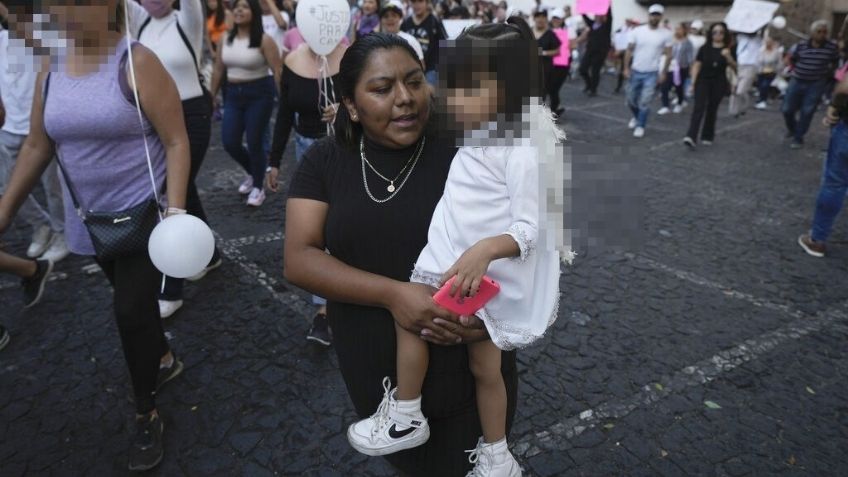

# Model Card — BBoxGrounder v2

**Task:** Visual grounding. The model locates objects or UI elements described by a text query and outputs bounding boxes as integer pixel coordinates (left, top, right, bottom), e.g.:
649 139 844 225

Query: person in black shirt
533 10 561 108
284 33 518 476
267 40 346 346
577 7 612 96
402 0 448 86
683 22 736 148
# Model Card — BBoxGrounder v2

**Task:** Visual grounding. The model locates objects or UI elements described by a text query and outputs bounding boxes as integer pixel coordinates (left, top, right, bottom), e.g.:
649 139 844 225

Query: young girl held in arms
348 17 569 477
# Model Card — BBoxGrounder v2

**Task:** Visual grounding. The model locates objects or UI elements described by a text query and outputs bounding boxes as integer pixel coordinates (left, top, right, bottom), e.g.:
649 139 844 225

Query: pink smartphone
433 275 500 316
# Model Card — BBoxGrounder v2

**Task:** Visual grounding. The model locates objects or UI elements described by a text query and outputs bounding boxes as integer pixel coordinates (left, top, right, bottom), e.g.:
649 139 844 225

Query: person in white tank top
210 0 281 208
127 0 224 318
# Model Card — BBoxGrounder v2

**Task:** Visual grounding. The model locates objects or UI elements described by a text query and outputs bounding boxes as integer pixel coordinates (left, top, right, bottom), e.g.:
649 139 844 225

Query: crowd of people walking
1 0 847 476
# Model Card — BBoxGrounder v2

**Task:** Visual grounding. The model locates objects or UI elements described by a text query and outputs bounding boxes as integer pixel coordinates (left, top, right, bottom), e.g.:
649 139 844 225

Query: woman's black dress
288 135 518 476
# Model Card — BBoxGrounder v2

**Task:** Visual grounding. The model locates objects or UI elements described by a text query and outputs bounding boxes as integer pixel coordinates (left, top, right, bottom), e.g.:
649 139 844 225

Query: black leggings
687 78 727 142
579 48 607 94
97 252 170 414
161 94 220 300
547 66 570 112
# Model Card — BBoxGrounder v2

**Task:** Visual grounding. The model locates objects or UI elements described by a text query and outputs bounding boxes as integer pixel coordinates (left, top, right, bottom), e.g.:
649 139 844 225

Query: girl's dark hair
708 21 732 47
443 16 542 120
334 33 425 150
228 0 264 48
207 0 226 26
114 0 126 33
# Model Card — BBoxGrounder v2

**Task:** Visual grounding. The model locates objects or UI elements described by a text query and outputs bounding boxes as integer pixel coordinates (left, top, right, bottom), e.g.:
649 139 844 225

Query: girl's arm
262 34 283 91
264 0 288 29
179 0 206 55
0 73 56 233
442 148 537 297
130 45 190 210
209 36 226 98
285 197 481 344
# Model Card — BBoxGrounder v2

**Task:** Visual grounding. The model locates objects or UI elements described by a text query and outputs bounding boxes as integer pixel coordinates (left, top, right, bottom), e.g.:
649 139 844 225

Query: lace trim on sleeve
506 223 535 262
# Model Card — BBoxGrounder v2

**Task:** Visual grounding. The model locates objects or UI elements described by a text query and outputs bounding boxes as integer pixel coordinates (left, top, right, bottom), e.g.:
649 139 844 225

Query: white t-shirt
613 27 631 52
628 25 673 73
735 34 763 66
688 33 706 53
0 30 36 136
263 12 290 56
565 16 583 40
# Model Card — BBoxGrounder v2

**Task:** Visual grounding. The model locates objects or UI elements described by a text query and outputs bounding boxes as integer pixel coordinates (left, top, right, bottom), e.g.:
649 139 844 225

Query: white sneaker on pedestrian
683 136 695 149
633 127 645 138
347 377 430 456
755 101 767 110
27 225 52 258
238 176 253 195
465 437 522 477
628 118 638 129
159 300 183 319
657 107 670 115
701 140 713 146
672 104 684 114
186 257 222 282
40 233 70 263
247 188 266 207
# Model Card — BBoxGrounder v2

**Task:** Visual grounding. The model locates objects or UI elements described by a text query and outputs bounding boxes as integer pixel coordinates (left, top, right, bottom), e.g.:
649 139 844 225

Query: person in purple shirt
0 1 190 471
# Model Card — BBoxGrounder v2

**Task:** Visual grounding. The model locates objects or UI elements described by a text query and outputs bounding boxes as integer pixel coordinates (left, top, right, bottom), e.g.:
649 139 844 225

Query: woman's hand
425 314 490 345
824 106 840 127
322 103 339 123
266 167 280 192
440 241 493 298
721 48 733 60
386 282 468 345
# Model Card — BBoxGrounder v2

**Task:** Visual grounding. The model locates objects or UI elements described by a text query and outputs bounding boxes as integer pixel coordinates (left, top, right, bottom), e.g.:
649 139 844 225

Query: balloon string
317 55 337 137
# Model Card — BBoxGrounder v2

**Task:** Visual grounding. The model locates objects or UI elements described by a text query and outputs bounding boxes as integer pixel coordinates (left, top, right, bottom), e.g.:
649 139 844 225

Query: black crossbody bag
44 34 163 261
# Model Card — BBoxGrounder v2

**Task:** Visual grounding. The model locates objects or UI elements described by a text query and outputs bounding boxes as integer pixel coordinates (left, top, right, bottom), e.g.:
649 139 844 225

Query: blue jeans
626 71 659 128
811 121 848 242
222 76 276 189
782 77 826 143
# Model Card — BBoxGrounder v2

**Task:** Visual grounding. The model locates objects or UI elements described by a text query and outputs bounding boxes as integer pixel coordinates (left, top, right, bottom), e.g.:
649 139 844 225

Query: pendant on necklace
387 182 396 193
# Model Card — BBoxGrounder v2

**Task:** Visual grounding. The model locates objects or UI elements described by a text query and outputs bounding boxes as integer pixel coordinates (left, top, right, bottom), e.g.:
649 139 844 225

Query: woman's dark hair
227 0 264 48
334 33 424 150
442 16 542 121
207 0 226 26
708 21 732 47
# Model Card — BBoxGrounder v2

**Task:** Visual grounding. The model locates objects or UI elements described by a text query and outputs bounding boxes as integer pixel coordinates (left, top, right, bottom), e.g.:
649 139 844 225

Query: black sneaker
156 355 184 392
128 412 164 472
0 325 9 351
22 259 53 308
306 313 332 346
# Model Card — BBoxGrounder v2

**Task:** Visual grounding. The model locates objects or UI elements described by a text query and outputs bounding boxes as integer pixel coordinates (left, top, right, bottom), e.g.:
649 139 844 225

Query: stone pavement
2 77 848 476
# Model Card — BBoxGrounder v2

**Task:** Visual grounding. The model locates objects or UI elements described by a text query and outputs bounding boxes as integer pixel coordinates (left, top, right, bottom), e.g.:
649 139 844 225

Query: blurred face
40 0 116 45
381 10 403 33
648 13 661 27
362 0 379 15
675 24 685 37
812 26 829 44
550 16 563 28
596 14 606 23
564 6 570 18
141 0 175 19
411 0 428 17
534 14 547 30
445 71 500 130
344 48 429 149
233 0 253 26
495 6 506 20
208 0 219 10
711 25 726 43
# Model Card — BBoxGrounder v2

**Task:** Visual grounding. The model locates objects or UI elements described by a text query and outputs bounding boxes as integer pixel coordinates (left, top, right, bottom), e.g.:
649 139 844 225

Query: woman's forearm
164 142 190 209
0 141 54 219
284 245 402 310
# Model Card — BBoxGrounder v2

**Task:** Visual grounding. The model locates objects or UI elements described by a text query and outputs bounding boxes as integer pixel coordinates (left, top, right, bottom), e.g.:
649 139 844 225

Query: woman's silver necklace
360 136 425 203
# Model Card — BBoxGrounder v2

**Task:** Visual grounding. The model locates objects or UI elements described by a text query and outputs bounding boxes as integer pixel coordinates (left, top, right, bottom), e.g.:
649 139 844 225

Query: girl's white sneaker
465 437 523 477
347 377 430 456
238 176 253 194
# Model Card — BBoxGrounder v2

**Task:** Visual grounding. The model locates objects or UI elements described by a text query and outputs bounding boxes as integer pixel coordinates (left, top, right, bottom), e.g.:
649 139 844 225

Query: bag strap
123 2 162 216
175 21 207 90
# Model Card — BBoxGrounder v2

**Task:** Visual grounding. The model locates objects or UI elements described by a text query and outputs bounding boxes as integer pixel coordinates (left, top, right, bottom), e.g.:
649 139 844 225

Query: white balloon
296 0 350 56
148 215 215 279
772 16 786 30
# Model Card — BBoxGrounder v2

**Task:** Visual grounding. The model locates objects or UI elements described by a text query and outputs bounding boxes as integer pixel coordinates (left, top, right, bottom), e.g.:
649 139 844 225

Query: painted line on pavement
0 271 69 292
223 231 285 248
513 298 848 458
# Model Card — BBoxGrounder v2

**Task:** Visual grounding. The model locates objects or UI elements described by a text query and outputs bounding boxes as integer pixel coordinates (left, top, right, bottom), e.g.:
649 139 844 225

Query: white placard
443 19 482 39
724 0 780 34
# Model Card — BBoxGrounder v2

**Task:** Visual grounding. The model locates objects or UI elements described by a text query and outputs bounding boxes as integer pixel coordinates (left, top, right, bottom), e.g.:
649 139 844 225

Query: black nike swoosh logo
388 424 417 439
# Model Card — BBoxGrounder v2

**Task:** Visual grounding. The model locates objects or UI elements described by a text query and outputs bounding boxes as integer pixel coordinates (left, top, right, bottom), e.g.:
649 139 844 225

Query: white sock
396 395 422 414
485 436 508 453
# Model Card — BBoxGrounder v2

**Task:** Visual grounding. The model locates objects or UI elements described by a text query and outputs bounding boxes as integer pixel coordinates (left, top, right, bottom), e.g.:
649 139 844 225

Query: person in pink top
549 8 570 117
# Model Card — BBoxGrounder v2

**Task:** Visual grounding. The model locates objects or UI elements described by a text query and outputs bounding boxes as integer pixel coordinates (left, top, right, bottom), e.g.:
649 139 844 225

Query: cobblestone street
2 78 848 476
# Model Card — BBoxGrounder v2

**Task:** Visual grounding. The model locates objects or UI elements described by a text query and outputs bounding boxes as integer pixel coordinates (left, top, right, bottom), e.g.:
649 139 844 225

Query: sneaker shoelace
464 440 490 477
369 377 394 440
